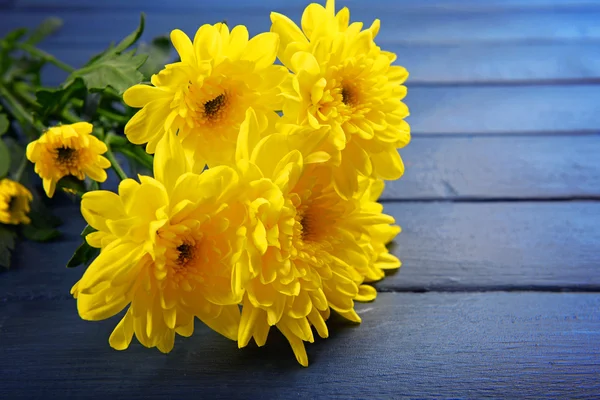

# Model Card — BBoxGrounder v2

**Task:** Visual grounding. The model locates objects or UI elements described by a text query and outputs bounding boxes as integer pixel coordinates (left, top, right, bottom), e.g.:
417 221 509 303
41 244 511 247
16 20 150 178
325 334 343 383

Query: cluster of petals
271 0 410 197
72 0 408 366
0 178 33 225
26 122 110 197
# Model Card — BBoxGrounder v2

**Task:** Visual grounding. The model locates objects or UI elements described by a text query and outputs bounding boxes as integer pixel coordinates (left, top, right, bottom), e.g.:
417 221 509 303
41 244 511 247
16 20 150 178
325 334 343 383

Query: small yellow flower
0 179 33 225
26 122 110 198
232 110 395 366
271 0 410 198
71 132 245 353
123 22 289 168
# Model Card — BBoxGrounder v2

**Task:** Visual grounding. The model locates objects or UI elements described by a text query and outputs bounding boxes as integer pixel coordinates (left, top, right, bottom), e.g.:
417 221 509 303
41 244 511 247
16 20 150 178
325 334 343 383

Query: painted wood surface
386 135 600 200
0 0 599 397
2 201 599 299
1 293 598 398
2 8 600 46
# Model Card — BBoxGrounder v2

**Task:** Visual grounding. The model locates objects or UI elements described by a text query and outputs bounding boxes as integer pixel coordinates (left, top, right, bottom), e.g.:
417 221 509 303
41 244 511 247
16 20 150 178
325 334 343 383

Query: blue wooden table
1 0 600 398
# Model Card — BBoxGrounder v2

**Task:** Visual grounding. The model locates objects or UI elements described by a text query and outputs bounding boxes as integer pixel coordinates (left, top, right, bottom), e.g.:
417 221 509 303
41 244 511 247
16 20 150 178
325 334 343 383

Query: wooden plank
387 135 600 200
407 85 600 134
40 42 600 86
2 201 599 298
2 8 600 46
0 293 598 397
379 201 600 291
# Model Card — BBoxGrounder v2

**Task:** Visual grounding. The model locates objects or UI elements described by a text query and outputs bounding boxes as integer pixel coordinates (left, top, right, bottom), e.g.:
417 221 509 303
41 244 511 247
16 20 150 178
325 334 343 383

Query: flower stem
17 43 75 73
70 98 129 124
104 133 128 181
0 82 45 136
13 153 29 183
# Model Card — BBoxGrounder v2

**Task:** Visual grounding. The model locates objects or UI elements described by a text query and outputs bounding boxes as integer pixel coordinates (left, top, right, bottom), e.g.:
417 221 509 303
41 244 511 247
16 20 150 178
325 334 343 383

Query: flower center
56 146 78 166
7 196 17 212
299 212 317 242
176 242 196 268
203 93 227 121
341 85 358 107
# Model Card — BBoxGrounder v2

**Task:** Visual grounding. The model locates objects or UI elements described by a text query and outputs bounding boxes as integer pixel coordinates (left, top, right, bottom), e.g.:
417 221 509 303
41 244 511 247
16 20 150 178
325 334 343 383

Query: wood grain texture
2 8 600 46
407 85 600 134
379 201 600 291
387 135 600 200
1 293 598 398
2 201 599 299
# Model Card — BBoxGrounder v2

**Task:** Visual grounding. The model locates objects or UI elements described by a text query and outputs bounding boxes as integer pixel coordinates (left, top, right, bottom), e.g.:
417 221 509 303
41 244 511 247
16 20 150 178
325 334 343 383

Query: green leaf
0 225 16 269
56 175 86 197
66 225 98 268
21 225 61 242
1 28 27 46
81 224 96 237
0 139 10 179
28 194 62 229
0 114 9 135
67 51 147 94
25 17 63 45
0 28 28 75
35 78 85 118
113 13 145 54
67 241 99 268
86 13 145 66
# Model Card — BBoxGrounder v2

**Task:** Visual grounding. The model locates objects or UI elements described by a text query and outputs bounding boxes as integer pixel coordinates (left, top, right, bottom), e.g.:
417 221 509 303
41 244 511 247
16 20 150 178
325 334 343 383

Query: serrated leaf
113 13 145 54
25 17 63 45
0 139 10 179
0 114 10 136
21 225 61 242
0 225 16 269
67 52 147 94
85 13 145 67
35 78 85 118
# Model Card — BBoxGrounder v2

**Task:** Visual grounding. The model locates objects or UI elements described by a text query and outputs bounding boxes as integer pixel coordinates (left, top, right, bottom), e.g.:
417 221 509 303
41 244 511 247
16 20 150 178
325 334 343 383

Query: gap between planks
380 196 600 203
4 286 600 303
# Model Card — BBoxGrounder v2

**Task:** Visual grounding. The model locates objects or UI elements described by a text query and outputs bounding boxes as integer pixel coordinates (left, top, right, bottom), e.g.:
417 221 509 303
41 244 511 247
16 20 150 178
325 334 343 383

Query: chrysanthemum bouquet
0 0 409 366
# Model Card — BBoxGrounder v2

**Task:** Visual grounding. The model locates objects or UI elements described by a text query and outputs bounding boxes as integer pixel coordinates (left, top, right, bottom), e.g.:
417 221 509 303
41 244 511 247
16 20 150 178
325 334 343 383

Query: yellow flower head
232 109 395 366
123 22 289 168
0 179 33 225
71 132 245 353
26 122 110 198
271 0 410 197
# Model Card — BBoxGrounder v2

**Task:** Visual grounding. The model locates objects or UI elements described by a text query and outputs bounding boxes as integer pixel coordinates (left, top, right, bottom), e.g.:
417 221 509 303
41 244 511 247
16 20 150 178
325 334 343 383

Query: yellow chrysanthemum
356 178 401 282
271 0 410 197
232 109 395 366
71 132 245 353
26 122 110 198
0 178 33 225
123 22 289 168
